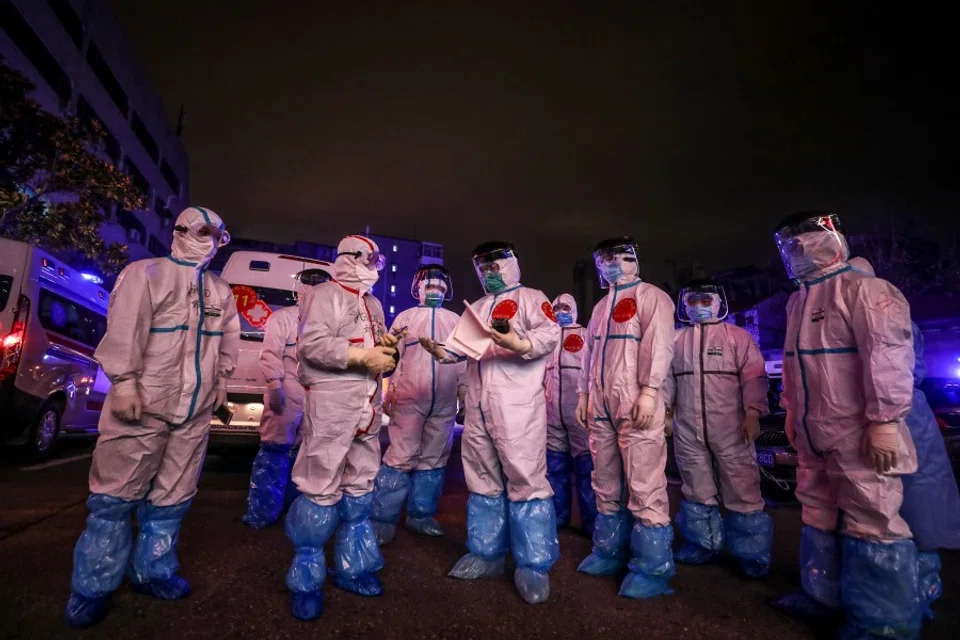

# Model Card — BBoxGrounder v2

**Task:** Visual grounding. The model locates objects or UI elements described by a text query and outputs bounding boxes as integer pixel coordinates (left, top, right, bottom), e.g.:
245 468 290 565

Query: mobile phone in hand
214 404 233 426
492 318 510 334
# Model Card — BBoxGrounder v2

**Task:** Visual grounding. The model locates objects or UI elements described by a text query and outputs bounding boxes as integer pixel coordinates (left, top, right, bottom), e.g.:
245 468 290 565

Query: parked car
0 238 110 459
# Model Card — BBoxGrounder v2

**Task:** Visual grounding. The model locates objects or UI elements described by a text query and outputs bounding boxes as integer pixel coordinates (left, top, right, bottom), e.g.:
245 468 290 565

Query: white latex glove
111 390 142 423
265 380 285 414
348 346 397 375
742 409 761 443
383 387 396 418
418 337 457 364
488 322 532 355
631 388 657 430
380 327 406 349
215 382 228 409
861 421 901 473
575 392 589 429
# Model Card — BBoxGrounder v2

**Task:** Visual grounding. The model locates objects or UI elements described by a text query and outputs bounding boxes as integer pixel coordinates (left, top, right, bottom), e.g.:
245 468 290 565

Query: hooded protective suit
439 244 561 605
284 235 393 620
544 294 597 536
371 275 467 543
770 214 922 639
575 241 677 601
662 317 773 577
67 207 239 627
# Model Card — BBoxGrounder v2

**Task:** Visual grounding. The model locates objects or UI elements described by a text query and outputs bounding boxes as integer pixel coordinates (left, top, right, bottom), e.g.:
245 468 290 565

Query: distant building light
391 265 397 273
390 285 396 293
393 245 398 252
389 305 395 314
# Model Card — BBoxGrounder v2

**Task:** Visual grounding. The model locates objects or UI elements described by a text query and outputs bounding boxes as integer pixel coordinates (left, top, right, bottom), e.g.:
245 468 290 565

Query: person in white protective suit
284 235 402 621
242 266 333 529
420 241 561 605
544 293 598 536
65 207 240 628
371 265 467 544
574 236 677 600
768 212 922 640
848 257 960 622
661 279 773 578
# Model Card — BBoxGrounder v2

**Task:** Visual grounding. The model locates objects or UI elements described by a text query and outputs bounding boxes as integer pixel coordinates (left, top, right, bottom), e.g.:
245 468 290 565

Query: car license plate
756 450 776 468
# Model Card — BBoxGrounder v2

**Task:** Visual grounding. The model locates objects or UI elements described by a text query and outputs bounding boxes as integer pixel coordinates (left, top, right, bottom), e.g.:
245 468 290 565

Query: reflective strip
201 330 224 336
803 265 852 286
605 334 641 341
151 325 189 333
798 347 858 355
166 255 197 267
285 342 297 347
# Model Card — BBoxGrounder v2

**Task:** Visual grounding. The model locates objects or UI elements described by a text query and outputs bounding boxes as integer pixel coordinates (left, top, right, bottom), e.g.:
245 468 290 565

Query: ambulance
0 238 110 459
211 252 333 446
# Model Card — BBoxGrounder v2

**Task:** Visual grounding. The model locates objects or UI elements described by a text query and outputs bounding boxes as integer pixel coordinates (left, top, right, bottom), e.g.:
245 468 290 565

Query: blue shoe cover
373 521 396 545
406 516 444 537
675 542 718 565
725 510 773 578
291 591 323 620
618 523 675 600
71 494 136 601
131 575 191 600
676 500 723 557
769 591 839 618
407 469 445 522
919 550 942 619
578 510 631 576
285 496 339 595
65 592 110 628
333 494 384 590
332 572 384 597
242 442 292 529
448 553 506 580
573 454 598 537
371 465 411 530
509 498 560 573
514 568 550 604
546 450 573 528
840 536 922 640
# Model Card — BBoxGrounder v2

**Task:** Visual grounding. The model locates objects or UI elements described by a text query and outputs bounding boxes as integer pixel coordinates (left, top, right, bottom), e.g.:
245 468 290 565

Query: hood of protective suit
335 235 380 294
791 231 850 280
551 293 578 326
171 206 227 267
481 256 522 294
911 321 925 388
849 256 876 277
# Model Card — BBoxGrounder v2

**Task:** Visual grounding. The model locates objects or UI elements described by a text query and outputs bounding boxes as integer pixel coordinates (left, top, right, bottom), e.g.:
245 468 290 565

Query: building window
131 111 159 162
49 0 84 48
389 305 395 315
124 160 151 199
390 285 396 293
118 209 146 246
75 95 120 163
391 265 397 273
0 0 72 103
160 159 181 195
148 234 168 256
393 244 398 252
86 43 128 116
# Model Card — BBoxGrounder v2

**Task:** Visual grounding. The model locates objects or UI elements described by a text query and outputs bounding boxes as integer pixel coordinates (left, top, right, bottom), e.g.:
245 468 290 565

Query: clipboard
443 301 492 360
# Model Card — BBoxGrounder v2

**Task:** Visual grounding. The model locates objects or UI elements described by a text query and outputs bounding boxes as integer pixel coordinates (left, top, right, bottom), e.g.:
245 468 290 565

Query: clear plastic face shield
678 283 728 324
774 213 847 281
293 267 331 301
472 246 517 293
593 239 639 287
411 266 453 305
337 248 386 271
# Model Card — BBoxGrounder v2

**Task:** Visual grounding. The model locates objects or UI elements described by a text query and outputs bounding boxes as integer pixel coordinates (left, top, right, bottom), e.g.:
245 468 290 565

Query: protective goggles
338 250 386 271
472 247 515 267
175 222 231 247
552 301 573 314
296 268 331 287
411 268 453 301
593 242 638 265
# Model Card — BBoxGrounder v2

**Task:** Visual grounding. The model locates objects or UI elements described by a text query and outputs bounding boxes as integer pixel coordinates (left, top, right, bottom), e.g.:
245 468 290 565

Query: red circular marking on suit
541 301 558 323
492 299 518 320
612 298 638 323
563 334 585 352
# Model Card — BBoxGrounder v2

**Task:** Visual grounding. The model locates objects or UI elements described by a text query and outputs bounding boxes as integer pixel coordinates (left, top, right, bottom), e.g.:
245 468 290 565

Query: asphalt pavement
0 435 956 639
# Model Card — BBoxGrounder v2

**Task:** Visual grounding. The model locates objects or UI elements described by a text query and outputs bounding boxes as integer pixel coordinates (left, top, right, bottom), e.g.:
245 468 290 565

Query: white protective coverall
371 286 466 542
441 247 561 605
576 250 677 600
662 319 773 576
67 206 239 627
770 214 922 639
544 294 597 535
285 235 394 617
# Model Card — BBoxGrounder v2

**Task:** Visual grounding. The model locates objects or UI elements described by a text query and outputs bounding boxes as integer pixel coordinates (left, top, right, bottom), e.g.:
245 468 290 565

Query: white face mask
356 264 379 291
788 231 847 279
171 232 218 266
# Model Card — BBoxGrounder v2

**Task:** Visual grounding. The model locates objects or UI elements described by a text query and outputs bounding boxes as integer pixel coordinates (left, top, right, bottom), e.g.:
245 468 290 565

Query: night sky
110 1 955 301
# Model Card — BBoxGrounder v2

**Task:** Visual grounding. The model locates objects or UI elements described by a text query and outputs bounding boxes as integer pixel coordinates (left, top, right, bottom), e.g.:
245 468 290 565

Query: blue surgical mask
556 312 574 326
424 293 442 308
689 306 715 323
483 272 506 293
599 263 623 285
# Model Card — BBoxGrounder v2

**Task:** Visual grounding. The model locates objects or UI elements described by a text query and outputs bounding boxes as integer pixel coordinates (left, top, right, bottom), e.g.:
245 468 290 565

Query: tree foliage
0 57 145 275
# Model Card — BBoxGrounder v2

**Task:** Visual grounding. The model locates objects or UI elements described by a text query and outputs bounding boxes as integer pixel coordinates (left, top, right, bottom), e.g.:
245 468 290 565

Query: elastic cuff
112 379 138 395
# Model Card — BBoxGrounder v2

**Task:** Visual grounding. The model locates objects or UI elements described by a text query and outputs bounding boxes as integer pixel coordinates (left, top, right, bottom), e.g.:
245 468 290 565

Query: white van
212 251 333 446
0 238 111 459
